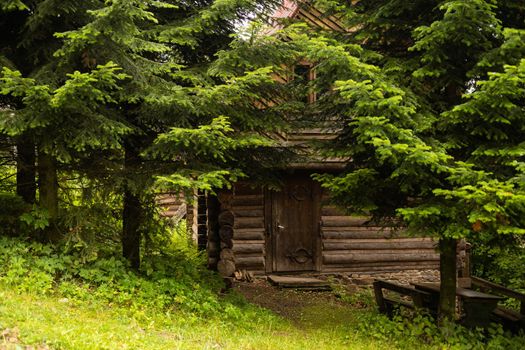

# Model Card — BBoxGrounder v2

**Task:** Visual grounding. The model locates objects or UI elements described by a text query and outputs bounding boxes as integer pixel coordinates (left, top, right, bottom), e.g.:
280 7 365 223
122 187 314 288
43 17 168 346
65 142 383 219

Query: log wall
320 203 439 273
230 183 266 274
226 185 438 275
157 193 186 222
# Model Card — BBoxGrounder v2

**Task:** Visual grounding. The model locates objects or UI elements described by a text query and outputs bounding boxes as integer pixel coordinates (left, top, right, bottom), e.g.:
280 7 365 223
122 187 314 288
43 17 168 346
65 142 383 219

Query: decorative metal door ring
290 185 311 201
286 247 313 264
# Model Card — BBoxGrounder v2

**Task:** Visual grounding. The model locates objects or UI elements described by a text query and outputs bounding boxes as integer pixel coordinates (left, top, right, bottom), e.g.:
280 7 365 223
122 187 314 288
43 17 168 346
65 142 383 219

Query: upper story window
293 63 316 104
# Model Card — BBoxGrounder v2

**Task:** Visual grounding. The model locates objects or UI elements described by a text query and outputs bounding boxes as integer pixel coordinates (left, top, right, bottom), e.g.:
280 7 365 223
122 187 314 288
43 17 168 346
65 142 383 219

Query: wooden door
271 175 320 272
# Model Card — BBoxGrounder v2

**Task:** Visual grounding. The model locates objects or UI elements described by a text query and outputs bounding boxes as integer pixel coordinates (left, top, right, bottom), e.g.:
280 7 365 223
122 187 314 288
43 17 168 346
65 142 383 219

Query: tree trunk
438 237 457 324
38 150 60 242
16 136 36 204
122 187 142 269
122 143 142 269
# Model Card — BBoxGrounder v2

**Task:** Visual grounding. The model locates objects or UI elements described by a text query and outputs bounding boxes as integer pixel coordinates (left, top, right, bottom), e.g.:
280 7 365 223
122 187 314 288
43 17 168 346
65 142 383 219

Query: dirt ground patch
233 270 440 325
233 278 358 324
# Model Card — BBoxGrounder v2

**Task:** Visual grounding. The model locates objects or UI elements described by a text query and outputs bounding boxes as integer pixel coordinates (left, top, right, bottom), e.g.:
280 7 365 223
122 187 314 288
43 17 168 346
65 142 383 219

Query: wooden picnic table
413 282 504 328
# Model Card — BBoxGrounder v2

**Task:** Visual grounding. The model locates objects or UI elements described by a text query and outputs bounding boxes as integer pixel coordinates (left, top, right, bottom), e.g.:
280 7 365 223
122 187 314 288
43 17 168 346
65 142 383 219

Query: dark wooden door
272 175 320 272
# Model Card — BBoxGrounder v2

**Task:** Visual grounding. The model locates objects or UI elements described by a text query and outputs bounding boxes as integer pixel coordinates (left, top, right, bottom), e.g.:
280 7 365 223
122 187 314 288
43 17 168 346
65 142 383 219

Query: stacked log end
217 190 236 278
206 194 220 269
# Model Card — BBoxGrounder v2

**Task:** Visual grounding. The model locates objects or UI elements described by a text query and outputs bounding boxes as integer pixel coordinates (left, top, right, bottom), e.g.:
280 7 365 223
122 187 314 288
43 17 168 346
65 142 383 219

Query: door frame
264 175 322 273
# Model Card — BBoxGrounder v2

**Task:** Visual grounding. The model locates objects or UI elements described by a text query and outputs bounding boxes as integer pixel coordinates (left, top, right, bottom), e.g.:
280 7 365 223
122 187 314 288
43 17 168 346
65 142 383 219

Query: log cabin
163 0 439 277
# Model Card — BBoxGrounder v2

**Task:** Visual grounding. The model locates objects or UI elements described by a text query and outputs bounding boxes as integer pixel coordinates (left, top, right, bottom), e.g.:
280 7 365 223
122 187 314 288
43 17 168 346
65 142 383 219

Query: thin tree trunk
438 237 457 324
122 142 142 269
122 187 142 269
38 150 60 241
16 136 36 204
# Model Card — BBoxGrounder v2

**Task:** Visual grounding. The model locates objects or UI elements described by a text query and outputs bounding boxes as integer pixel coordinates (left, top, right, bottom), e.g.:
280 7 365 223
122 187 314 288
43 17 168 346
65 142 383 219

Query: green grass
0 236 523 350
0 285 396 350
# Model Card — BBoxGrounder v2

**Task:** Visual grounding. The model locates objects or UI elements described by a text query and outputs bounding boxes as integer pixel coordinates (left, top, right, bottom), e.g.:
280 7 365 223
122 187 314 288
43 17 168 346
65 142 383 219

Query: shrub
0 236 225 316
0 193 30 236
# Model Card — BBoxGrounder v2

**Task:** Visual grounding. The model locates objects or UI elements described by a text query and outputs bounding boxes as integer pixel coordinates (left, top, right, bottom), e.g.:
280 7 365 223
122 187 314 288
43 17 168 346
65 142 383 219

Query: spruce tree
274 0 525 321
1 0 285 267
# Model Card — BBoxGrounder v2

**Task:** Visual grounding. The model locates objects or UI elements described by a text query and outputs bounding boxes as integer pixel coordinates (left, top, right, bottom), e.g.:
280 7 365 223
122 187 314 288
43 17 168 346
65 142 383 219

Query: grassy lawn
1 237 523 350
0 283 404 350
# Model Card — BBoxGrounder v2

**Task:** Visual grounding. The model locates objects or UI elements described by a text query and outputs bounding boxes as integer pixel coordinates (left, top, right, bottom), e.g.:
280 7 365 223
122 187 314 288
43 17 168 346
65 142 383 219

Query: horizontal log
160 210 180 217
321 262 439 273
325 249 437 257
323 240 437 251
323 225 400 232
233 243 264 255
322 216 377 227
232 195 264 207
157 197 182 205
322 260 440 268
323 253 439 265
322 230 403 240
234 217 264 229
235 256 265 268
233 228 265 240
233 206 264 217
232 239 265 245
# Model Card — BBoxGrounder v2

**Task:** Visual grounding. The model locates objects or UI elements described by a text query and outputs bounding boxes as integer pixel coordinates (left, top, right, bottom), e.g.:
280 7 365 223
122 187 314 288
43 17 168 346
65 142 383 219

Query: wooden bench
414 282 504 328
469 276 525 332
373 279 434 318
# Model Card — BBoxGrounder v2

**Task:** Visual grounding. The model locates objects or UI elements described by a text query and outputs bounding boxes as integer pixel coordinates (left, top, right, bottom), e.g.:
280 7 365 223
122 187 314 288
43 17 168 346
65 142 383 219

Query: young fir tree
276 0 525 321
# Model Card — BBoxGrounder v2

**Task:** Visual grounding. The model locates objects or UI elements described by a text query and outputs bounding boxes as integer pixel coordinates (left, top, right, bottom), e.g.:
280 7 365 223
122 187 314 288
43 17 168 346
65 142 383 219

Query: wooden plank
323 240 437 251
323 253 439 264
471 276 525 301
268 275 330 289
299 6 346 32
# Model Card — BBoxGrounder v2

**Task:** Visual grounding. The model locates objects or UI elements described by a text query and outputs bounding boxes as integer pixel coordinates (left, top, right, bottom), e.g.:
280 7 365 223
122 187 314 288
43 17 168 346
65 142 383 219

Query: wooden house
164 0 439 277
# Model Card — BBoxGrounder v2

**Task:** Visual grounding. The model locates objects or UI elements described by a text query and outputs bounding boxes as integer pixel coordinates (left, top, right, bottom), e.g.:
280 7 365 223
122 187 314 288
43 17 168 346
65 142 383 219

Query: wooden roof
269 1 346 33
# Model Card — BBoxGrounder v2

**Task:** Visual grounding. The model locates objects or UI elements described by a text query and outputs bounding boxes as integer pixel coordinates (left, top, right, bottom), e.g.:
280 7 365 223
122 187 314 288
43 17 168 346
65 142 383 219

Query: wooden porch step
267 275 331 290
